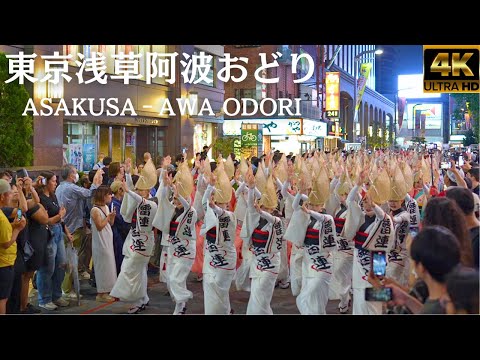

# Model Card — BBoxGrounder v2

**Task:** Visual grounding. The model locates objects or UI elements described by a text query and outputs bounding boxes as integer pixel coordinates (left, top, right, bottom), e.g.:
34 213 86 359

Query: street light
353 48 383 149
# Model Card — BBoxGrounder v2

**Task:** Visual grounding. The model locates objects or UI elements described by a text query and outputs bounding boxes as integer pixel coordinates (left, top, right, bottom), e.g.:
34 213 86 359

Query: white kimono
156 185 197 307
275 178 289 286
152 169 169 283
241 187 285 315
110 183 158 308
385 206 411 287
281 180 303 296
234 184 261 292
329 182 357 310
343 187 395 315
284 192 336 314
201 184 237 314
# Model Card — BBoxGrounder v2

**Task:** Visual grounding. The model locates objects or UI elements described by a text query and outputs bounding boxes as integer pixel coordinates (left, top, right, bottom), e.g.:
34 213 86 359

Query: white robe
110 184 157 307
343 188 394 315
201 184 237 314
241 187 285 314
284 193 336 314
386 207 411 287
156 185 197 305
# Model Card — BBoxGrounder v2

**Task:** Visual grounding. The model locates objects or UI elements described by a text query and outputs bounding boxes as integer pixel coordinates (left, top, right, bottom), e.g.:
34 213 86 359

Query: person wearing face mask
55 164 102 300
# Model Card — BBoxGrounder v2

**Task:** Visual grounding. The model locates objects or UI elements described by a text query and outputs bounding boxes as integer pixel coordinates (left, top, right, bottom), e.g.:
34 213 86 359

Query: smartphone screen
371 251 387 278
410 227 419 239
365 287 392 302
17 209 22 220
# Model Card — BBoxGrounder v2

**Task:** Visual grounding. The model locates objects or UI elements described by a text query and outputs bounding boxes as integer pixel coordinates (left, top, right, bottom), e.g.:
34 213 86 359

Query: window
235 88 256 100
193 48 215 87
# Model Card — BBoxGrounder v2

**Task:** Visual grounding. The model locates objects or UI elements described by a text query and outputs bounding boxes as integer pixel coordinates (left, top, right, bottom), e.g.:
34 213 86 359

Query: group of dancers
107 148 431 315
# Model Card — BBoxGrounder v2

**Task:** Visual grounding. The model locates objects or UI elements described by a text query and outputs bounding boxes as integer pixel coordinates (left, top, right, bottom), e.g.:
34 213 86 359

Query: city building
0 44 224 170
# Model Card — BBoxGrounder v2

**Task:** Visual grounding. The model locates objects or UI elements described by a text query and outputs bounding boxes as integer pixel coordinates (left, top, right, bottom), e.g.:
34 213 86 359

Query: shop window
193 48 215 87
235 88 256 100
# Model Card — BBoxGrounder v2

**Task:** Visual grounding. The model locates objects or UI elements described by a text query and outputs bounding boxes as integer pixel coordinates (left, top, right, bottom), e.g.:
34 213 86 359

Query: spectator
386 226 461 314
467 167 480 196
444 267 479 314
36 171 70 311
90 185 117 302
107 162 123 185
201 143 214 158
446 187 479 268
110 181 130 275
92 153 105 171
55 164 101 300
423 196 473 267
101 157 112 185
0 179 27 314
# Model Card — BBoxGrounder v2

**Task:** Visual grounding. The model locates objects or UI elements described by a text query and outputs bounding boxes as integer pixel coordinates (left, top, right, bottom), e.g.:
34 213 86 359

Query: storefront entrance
136 126 166 167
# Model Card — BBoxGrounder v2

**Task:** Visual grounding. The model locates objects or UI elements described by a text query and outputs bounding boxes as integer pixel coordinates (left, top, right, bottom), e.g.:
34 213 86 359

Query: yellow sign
325 72 340 118
423 45 480 93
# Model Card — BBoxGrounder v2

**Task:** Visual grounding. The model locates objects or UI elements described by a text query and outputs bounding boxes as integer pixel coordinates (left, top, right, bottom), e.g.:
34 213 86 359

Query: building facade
0 44 224 170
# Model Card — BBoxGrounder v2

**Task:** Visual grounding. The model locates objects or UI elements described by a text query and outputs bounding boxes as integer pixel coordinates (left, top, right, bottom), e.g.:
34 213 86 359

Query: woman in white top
90 185 117 302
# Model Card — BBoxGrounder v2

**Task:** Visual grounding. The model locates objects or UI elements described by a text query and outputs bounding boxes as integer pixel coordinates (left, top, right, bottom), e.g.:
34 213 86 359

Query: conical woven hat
309 164 330 205
213 161 232 204
368 167 390 204
224 155 235 180
135 159 157 190
173 161 194 199
337 169 352 196
239 157 249 180
259 174 278 209
390 165 408 201
297 157 312 190
274 154 288 183
255 160 267 194
203 156 212 178
400 161 414 193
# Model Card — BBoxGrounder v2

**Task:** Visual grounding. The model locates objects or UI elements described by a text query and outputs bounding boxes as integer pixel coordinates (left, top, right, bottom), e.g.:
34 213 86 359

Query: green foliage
463 129 477 146
411 136 427 145
366 122 389 149
0 52 33 167
451 93 479 144
213 137 236 159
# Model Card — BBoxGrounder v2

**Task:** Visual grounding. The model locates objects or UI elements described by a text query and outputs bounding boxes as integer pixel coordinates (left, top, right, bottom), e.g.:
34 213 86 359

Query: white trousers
235 243 252 291
110 255 149 305
246 275 277 315
203 271 235 314
332 252 353 308
290 245 303 296
277 242 290 284
296 273 331 315
159 246 169 283
166 245 195 304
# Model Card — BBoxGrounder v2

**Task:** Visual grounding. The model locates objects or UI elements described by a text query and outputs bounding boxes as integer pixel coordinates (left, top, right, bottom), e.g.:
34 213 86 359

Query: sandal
127 305 144 314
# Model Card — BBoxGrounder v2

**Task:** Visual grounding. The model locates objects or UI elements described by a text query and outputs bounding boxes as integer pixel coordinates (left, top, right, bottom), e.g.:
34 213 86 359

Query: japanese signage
325 72 340 118
225 119 303 136
354 63 372 122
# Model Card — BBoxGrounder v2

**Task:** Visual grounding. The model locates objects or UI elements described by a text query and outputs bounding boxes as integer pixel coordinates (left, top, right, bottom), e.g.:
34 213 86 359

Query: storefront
193 120 220 158
223 118 327 156
63 116 169 172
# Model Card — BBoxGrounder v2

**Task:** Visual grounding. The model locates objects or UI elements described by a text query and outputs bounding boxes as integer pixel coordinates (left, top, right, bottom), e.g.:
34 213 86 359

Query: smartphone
371 251 387 278
16 168 29 179
110 202 114 212
409 227 419 239
17 209 22 220
41 178 47 185
365 287 393 302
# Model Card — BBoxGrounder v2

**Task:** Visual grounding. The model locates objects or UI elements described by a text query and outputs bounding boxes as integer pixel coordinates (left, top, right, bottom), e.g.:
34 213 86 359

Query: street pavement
27 273 352 315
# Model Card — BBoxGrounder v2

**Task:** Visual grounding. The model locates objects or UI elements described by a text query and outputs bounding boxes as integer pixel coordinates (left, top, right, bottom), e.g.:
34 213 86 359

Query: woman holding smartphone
37 172 71 311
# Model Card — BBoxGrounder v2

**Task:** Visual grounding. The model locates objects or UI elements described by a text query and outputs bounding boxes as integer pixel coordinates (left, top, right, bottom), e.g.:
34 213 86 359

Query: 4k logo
423 46 479 93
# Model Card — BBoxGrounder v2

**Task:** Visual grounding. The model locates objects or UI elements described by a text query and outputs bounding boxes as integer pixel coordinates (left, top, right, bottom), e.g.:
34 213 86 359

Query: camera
365 287 393 302
16 168 29 179
371 251 387 278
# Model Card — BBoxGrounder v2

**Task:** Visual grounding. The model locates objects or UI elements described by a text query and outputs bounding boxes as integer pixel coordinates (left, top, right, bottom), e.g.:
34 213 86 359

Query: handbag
23 239 34 262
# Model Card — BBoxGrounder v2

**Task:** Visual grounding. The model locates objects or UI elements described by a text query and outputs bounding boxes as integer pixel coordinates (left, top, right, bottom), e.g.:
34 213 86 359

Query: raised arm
308 209 327 222
177 192 190 209
292 191 308 210
346 184 360 205
235 181 246 198
258 209 276 224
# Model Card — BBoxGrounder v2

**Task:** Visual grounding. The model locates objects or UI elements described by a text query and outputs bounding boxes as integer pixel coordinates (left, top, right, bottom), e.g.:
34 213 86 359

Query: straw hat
213 161 232 204
390 165 408 201
224 155 235 180
259 173 278 209
368 167 390 204
173 161 194 199
203 156 212 178
239 157 249 180
309 164 330 205
255 160 267 194
400 161 414 193
135 159 157 190
337 170 352 196
274 154 288 183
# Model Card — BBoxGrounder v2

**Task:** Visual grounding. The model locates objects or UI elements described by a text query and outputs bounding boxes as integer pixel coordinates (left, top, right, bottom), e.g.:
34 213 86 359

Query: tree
0 52 33 167
451 93 479 144
463 129 477 146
